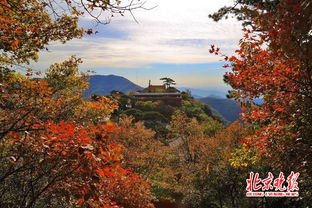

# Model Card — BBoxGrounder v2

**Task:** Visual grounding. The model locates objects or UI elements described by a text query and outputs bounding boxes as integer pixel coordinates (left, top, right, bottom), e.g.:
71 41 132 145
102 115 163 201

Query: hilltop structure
133 80 182 106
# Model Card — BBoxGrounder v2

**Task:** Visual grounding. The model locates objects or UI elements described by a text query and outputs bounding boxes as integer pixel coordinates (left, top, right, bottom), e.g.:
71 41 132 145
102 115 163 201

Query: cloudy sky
33 0 243 90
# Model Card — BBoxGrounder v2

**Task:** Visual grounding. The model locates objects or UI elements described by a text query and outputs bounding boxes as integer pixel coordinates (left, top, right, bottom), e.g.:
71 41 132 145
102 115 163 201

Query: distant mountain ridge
199 97 242 122
178 87 228 98
83 75 142 98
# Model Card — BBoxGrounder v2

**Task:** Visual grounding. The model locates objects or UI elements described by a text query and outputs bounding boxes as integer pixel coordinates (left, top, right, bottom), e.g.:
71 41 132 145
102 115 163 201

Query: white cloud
34 0 243 70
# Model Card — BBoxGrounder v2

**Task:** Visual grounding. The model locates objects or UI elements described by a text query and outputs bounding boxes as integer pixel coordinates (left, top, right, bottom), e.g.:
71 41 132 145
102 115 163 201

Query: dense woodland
0 0 312 208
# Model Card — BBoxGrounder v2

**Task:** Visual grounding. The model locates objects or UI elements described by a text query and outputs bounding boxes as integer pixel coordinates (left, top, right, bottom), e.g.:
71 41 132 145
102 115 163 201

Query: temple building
133 80 182 106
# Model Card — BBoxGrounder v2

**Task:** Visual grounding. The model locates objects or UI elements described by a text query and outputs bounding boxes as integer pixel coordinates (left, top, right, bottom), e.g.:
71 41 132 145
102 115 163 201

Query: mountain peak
83 75 142 98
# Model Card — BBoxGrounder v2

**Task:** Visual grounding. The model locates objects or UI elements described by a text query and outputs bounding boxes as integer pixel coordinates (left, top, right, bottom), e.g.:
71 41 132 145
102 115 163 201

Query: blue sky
32 0 242 91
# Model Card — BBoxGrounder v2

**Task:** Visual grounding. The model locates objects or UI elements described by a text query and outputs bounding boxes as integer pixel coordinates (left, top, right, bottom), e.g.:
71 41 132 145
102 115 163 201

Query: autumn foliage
210 0 312 204
0 66 155 208
1 121 154 207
